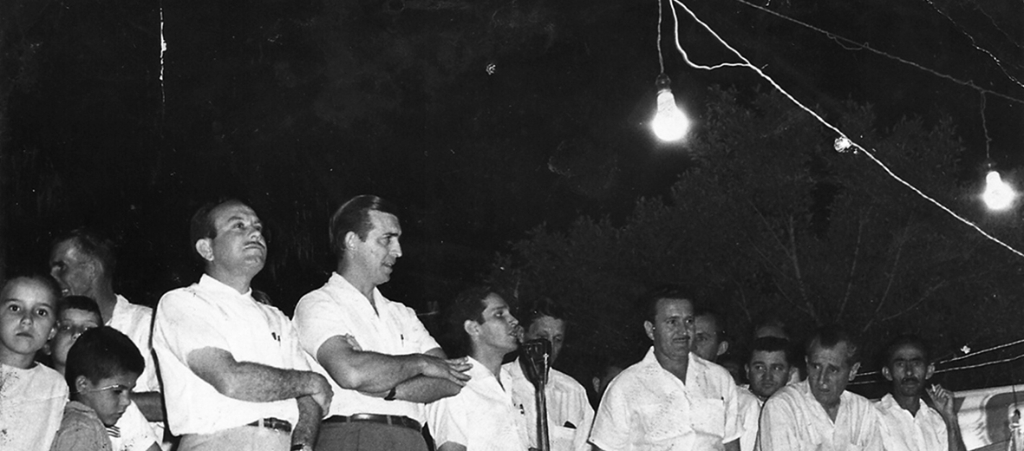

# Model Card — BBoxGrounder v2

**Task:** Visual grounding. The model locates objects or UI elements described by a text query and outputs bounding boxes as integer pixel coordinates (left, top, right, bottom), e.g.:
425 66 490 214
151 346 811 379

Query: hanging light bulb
982 170 1017 211
651 74 690 142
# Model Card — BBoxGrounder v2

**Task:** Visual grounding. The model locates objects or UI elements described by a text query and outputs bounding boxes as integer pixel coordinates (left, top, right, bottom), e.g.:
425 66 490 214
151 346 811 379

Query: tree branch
836 214 867 320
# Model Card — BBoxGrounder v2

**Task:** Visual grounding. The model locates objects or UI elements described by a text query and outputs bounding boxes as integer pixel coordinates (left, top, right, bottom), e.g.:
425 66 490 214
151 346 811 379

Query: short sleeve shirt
0 363 68 451
152 274 309 435
49 401 113 451
589 348 742 451
759 380 881 451
426 357 530 451
736 386 763 451
875 393 948 451
504 359 595 451
106 295 158 394
293 272 439 422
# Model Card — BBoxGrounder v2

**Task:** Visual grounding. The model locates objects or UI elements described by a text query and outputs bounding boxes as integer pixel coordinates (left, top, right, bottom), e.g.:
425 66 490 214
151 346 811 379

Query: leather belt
247 417 293 433
324 414 422 432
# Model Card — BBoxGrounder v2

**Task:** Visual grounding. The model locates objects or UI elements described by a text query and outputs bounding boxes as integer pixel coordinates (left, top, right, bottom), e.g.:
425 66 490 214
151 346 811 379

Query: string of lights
666 0 1024 259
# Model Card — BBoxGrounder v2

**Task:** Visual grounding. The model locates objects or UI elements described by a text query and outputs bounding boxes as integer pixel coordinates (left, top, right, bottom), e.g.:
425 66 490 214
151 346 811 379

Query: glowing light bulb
982 170 1017 211
651 74 690 142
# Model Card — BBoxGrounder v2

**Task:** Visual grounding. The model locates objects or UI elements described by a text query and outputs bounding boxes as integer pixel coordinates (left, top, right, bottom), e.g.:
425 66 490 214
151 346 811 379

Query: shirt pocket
549 424 577 451
690 397 726 438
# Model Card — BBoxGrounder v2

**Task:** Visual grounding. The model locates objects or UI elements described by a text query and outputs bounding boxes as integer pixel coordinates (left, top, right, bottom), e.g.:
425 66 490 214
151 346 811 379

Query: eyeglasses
79 384 133 395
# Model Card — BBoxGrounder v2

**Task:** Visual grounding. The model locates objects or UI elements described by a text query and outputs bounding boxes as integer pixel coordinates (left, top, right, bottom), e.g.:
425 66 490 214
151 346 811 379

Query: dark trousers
316 421 428 451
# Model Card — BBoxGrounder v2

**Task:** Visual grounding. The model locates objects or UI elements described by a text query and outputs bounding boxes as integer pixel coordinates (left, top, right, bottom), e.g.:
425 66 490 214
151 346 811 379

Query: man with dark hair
153 199 332 451
503 298 594 451
589 286 741 451
876 334 965 451
692 308 729 363
737 337 793 451
760 326 880 450
426 287 528 451
49 228 164 426
293 195 470 451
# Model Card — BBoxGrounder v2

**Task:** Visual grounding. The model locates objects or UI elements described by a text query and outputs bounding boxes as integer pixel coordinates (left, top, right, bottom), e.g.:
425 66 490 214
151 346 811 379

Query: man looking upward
876 334 965 451
153 199 332 451
293 195 470 451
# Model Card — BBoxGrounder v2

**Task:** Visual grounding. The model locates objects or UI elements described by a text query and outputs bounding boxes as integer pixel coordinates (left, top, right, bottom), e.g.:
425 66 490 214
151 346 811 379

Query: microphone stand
521 338 552 451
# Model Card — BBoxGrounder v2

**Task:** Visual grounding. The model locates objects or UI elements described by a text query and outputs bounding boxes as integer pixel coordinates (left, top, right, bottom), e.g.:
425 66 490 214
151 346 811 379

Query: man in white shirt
875 334 965 451
293 195 470 451
759 327 880 451
736 336 793 451
504 299 594 451
427 286 529 451
153 199 332 451
49 229 163 425
589 285 741 451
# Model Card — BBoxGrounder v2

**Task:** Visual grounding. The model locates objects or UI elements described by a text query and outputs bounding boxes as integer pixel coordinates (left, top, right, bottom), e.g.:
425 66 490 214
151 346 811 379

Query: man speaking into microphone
427 286 530 451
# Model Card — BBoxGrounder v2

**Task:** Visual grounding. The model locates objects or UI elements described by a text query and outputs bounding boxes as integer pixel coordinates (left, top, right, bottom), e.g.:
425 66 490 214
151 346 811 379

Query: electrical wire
667 0 1024 260
730 0 1024 106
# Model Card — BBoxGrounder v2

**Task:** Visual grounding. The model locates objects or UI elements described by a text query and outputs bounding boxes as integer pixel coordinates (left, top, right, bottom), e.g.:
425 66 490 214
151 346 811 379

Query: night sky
3 0 1023 319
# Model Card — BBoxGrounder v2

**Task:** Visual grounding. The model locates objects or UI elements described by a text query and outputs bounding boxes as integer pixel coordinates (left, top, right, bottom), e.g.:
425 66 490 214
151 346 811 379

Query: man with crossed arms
153 199 332 451
294 195 470 451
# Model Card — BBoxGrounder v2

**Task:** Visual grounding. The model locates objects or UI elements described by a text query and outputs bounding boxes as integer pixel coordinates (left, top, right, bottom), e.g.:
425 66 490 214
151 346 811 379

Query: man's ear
716 341 729 357
882 366 893 382
195 239 215 262
591 377 601 395
925 363 935 381
848 362 861 382
644 321 655 341
463 319 480 338
344 231 360 250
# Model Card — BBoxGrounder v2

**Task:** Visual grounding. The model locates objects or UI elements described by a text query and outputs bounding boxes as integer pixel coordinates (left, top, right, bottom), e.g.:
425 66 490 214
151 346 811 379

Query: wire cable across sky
667 0 1024 260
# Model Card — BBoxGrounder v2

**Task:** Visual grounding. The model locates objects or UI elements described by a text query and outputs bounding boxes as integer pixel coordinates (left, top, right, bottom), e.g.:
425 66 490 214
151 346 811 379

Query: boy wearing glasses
50 326 155 451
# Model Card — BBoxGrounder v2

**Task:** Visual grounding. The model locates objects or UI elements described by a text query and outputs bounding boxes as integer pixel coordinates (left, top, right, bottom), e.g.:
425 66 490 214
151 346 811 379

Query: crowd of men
0 194 969 451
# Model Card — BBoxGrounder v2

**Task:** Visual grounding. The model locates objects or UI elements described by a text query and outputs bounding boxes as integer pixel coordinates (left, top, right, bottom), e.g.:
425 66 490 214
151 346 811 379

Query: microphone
520 338 551 451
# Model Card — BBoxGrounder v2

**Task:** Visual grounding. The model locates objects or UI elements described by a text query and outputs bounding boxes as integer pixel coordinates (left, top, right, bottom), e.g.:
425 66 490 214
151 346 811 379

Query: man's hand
928 384 957 420
420 355 472 386
308 372 334 412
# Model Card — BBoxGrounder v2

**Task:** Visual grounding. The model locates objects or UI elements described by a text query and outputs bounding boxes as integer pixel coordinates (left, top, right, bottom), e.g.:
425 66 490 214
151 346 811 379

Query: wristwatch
291 444 313 451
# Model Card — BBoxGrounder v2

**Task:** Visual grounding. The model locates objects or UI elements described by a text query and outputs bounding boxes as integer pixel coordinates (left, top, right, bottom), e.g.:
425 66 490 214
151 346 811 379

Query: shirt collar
330 272 386 304
198 273 254 299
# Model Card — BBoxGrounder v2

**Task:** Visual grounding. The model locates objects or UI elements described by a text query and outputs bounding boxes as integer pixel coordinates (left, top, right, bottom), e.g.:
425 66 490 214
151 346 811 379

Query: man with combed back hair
759 326 880 451
293 195 470 451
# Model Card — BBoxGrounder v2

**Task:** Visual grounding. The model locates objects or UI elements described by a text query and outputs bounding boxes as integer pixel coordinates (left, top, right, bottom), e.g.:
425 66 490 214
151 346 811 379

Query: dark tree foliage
500 87 1024 390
